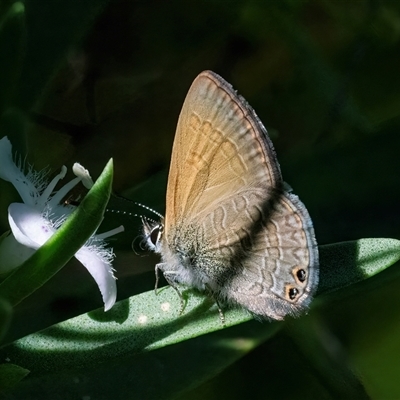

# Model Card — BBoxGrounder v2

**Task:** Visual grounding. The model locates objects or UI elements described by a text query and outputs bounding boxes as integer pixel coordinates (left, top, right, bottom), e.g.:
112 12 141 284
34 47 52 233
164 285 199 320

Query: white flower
0 136 123 311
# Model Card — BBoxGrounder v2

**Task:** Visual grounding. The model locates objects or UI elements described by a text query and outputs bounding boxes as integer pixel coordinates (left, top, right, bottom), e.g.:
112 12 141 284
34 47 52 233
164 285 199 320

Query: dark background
2 0 400 398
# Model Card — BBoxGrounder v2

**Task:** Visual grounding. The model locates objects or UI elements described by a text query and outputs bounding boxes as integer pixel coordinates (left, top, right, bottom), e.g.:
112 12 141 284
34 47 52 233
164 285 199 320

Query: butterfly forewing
165 71 282 233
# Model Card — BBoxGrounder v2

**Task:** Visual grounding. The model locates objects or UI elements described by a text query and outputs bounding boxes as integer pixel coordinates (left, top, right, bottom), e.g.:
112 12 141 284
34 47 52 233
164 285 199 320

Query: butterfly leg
205 284 226 325
154 263 163 295
154 263 186 314
215 299 226 326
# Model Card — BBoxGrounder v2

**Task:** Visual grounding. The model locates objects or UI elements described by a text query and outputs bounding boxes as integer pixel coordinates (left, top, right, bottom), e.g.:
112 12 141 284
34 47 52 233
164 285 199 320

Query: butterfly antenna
135 202 163 219
106 208 141 218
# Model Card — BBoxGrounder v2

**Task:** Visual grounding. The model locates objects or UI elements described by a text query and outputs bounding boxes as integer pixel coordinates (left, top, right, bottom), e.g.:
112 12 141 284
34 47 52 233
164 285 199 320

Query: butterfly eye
150 225 162 246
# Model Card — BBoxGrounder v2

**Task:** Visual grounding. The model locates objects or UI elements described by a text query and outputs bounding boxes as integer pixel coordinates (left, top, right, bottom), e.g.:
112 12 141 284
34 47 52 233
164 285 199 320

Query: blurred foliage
1 0 400 398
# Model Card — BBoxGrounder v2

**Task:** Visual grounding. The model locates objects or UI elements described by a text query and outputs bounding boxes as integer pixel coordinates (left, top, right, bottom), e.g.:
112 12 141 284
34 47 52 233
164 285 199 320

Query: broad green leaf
0 286 278 398
1 321 278 399
0 287 254 373
1 237 399 398
318 238 400 295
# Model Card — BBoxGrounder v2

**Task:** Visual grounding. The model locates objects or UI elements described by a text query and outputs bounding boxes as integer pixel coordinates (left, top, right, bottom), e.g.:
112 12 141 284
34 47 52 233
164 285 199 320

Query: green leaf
0 287 279 399
0 159 113 307
0 287 256 373
318 238 400 295
0 363 29 392
1 321 278 399
1 237 399 397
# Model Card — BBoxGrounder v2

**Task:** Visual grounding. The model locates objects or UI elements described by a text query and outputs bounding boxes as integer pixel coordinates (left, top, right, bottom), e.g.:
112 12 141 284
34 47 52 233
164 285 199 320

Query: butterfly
143 70 318 320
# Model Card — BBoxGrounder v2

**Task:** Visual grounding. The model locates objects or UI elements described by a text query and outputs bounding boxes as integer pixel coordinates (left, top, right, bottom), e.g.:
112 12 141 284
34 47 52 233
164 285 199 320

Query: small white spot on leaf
138 314 148 324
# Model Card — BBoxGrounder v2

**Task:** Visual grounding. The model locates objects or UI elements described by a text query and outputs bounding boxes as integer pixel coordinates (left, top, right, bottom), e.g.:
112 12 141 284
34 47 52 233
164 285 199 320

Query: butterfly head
142 216 164 253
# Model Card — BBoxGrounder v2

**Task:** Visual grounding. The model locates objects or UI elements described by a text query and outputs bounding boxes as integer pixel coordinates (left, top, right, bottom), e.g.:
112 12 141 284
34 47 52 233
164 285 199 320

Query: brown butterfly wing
165 70 282 231
164 70 318 319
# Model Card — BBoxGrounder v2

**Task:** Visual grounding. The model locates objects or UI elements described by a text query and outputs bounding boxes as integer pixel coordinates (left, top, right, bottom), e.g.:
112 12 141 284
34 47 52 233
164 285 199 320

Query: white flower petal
75 247 117 311
0 138 120 310
8 203 54 249
0 137 39 205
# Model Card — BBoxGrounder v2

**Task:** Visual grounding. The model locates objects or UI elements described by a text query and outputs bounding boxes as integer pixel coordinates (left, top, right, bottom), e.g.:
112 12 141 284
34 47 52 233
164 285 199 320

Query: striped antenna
135 202 163 219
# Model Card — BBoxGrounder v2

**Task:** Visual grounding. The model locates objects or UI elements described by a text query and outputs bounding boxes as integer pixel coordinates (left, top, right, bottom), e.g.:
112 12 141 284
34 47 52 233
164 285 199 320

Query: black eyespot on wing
296 269 306 282
288 287 299 300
